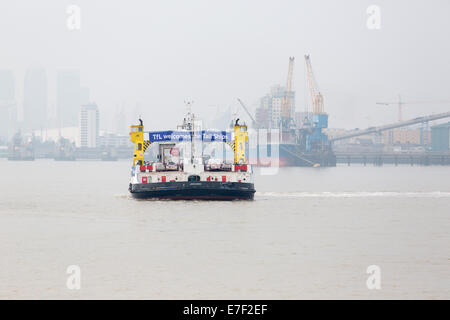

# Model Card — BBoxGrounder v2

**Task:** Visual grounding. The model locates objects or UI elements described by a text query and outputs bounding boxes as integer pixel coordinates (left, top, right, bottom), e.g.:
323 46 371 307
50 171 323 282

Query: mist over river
0 160 449 299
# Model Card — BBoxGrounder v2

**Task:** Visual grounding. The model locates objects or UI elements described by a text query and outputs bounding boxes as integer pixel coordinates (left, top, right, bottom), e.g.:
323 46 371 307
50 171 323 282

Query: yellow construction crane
281 57 295 122
377 95 450 122
304 54 324 115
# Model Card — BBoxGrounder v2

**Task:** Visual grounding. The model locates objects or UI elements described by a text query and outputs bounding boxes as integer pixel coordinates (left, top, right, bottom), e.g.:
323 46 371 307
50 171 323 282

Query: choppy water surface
0 160 449 299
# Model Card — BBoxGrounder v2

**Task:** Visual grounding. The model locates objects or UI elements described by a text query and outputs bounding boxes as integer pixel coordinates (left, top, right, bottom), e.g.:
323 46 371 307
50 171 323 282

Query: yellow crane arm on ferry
233 120 248 164
130 123 144 166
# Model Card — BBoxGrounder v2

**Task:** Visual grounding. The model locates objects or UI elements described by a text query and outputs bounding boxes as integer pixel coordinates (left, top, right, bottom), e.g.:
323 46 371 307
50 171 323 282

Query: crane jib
145 130 232 142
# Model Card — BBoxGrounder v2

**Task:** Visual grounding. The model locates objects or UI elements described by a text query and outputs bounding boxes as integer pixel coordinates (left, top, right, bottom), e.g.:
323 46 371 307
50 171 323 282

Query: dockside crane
281 57 295 127
303 54 329 152
304 54 324 115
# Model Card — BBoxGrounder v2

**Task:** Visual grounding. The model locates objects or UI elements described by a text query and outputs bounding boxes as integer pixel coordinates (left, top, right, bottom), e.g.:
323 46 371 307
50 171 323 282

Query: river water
0 159 449 299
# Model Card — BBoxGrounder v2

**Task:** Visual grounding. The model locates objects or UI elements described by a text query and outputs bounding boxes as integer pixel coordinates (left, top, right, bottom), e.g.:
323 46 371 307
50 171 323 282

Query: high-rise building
256 95 271 127
79 103 99 148
256 85 295 129
0 70 14 101
80 87 90 105
255 107 269 129
23 68 47 132
57 70 81 127
208 106 232 130
0 69 16 142
115 107 127 135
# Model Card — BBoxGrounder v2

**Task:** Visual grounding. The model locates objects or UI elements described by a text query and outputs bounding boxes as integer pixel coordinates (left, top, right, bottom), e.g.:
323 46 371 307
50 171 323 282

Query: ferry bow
128 112 255 200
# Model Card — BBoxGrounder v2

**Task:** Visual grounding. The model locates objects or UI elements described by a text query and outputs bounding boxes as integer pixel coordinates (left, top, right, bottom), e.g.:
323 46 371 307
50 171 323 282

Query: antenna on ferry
183 99 196 163
231 106 238 128
184 99 194 115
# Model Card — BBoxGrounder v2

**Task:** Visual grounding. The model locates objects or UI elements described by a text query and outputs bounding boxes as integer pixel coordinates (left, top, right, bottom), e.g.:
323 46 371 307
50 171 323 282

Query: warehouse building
431 122 450 151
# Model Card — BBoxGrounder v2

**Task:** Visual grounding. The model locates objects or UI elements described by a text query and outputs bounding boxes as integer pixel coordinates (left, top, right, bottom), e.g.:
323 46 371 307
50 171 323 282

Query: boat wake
256 191 450 199
114 194 133 200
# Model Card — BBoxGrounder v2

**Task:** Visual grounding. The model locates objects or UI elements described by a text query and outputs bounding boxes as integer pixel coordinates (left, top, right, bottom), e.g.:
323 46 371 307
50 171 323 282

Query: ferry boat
128 112 255 200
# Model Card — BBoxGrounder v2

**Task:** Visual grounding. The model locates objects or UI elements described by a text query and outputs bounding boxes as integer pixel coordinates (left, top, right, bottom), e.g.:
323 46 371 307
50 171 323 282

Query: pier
336 151 450 166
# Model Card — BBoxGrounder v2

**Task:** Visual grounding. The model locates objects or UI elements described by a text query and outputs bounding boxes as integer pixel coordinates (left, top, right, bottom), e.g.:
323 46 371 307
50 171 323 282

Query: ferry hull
129 181 255 200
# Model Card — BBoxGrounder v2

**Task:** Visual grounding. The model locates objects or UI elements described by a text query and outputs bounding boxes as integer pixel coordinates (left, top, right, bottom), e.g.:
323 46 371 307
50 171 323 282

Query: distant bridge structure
330 111 450 143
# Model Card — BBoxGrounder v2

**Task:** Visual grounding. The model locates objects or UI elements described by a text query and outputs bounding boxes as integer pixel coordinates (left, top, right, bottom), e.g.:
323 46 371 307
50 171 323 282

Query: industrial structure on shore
243 55 336 167
235 56 450 167
329 112 450 165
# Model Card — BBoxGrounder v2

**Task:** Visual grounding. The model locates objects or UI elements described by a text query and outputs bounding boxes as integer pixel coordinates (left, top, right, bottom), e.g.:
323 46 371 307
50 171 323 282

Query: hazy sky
1 0 449 130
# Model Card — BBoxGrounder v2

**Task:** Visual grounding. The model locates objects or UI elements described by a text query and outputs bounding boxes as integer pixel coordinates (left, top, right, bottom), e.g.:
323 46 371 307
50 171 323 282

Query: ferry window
137 143 142 151
138 127 143 132
188 175 200 182
240 127 247 132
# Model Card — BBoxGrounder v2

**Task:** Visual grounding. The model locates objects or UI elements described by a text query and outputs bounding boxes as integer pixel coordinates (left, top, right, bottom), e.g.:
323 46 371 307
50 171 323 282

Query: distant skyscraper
79 103 99 148
115 107 127 135
0 70 14 101
210 106 232 130
23 68 47 131
256 85 295 129
0 69 16 141
57 70 80 127
80 86 90 105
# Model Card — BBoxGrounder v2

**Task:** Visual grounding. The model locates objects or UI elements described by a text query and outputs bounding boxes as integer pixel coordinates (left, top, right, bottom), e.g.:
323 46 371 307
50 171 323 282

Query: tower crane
377 95 450 122
304 55 324 114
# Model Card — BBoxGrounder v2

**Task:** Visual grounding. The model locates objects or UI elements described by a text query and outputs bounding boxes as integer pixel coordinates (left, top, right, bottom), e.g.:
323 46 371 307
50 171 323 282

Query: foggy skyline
1 0 450 131
1 1 450 303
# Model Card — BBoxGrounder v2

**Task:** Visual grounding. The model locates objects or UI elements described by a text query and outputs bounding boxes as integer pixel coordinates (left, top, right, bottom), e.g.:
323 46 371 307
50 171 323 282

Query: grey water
0 159 449 299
